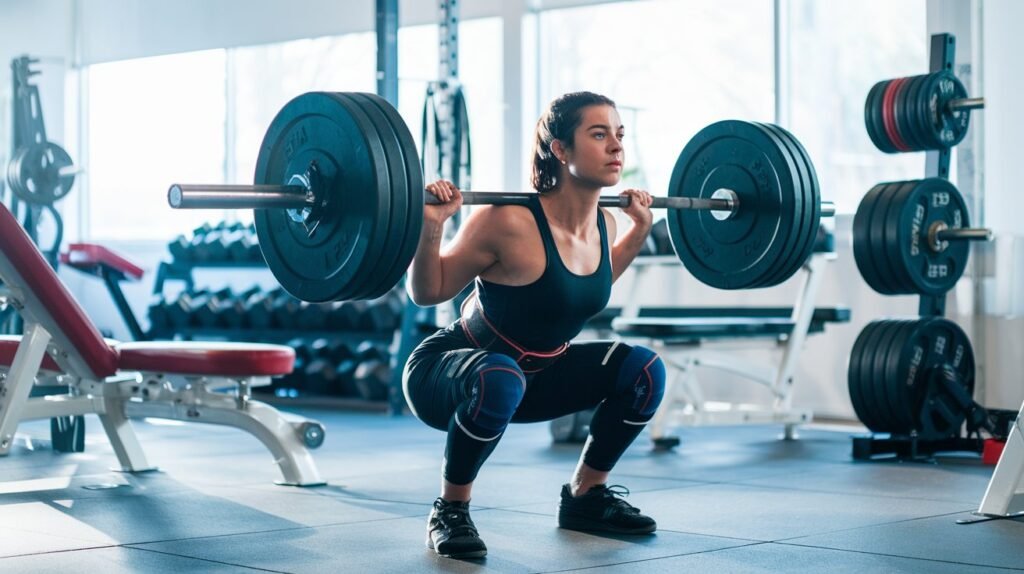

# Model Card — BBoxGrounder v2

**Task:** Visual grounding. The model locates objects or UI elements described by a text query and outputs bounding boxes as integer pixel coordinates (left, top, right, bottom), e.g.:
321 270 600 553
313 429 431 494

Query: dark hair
531 91 616 194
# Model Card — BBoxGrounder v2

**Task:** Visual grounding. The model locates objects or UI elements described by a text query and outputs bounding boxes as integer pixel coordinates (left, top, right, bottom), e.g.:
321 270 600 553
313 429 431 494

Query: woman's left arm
609 188 654 283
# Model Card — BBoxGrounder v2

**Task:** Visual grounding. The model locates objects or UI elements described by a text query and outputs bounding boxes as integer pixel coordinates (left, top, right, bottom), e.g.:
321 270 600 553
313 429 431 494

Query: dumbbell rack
851 33 1000 461
150 222 398 410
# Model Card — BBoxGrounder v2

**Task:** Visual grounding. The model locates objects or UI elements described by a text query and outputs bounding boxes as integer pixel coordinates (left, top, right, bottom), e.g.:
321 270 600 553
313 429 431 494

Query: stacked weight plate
253 92 423 303
852 177 971 296
864 70 971 153
848 317 975 440
666 120 821 289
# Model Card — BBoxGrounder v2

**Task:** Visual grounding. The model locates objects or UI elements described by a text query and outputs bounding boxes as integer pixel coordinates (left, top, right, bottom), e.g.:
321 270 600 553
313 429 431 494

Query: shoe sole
557 514 657 535
426 538 487 559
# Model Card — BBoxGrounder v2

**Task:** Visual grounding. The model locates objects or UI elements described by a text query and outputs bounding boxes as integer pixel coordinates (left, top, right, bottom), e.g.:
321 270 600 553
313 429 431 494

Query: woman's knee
463 354 527 431
613 344 666 418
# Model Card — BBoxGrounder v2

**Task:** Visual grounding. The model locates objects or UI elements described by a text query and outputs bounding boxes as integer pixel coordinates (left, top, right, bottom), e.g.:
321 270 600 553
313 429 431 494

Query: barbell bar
168 183 836 219
165 91 833 302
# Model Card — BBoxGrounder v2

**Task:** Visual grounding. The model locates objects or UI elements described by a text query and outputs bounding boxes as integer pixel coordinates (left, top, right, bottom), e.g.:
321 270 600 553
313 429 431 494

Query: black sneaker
426 498 487 559
557 484 657 534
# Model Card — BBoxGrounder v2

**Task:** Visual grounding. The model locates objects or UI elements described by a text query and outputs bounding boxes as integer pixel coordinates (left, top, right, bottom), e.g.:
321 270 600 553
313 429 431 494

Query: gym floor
2 409 1021 573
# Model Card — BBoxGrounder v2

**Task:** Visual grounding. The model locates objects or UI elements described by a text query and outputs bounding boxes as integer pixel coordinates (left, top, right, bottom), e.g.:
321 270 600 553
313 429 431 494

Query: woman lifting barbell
404 91 665 560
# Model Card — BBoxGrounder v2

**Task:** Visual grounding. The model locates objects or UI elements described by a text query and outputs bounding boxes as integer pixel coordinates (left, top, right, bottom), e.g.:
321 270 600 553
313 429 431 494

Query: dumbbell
214 286 264 329
189 287 236 328
209 228 247 262
354 340 389 363
192 229 230 262
167 235 192 262
165 289 210 330
354 359 391 401
147 295 170 333
228 233 260 262
297 302 331 330
303 338 351 395
271 291 302 330
245 287 283 330
309 338 353 362
329 300 367 331
361 293 403 332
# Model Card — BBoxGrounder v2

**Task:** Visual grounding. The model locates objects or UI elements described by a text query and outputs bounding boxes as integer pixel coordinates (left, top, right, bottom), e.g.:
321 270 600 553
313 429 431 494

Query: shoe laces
434 501 479 537
595 485 642 514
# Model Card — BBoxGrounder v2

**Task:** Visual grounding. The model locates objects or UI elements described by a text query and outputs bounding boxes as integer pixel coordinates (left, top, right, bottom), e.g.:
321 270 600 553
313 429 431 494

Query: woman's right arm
406 180 500 307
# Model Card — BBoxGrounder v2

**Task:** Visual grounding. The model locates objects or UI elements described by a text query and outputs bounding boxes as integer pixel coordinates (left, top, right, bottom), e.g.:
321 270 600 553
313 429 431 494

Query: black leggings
403 323 666 485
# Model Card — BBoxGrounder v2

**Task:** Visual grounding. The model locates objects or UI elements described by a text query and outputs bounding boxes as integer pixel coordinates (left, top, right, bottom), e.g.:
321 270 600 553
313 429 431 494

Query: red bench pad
60 243 144 281
116 342 294 377
0 337 294 378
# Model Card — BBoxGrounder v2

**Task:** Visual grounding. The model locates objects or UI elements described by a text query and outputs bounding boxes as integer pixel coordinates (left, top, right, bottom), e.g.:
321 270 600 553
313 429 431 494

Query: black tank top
470 195 612 350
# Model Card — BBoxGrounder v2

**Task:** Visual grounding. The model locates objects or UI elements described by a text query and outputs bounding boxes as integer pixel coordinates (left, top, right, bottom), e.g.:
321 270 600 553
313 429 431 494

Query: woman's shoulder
598 206 617 236
467 203 537 234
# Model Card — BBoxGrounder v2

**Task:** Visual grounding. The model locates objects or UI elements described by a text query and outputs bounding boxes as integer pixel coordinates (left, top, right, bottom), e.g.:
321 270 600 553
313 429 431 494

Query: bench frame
612 251 837 442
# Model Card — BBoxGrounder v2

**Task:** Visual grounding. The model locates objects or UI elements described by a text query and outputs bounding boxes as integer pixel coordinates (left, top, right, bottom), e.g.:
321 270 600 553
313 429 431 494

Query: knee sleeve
613 345 666 421
455 353 526 439
444 353 525 485
581 346 666 472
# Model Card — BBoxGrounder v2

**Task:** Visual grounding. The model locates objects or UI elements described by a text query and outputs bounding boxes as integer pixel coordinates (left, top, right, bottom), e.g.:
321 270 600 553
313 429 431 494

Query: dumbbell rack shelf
154 225 402 409
152 259 269 297
148 327 392 345
257 394 391 413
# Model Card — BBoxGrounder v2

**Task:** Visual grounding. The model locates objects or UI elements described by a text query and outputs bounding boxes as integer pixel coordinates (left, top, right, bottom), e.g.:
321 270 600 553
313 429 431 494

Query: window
537 0 775 199
228 33 377 205
786 0 928 212
87 50 226 240
399 19 504 192
227 20 502 220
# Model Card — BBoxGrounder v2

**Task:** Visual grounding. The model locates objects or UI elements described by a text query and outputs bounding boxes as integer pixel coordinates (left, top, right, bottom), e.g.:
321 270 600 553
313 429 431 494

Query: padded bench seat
611 316 797 343
0 336 294 377
117 342 294 376
605 306 851 344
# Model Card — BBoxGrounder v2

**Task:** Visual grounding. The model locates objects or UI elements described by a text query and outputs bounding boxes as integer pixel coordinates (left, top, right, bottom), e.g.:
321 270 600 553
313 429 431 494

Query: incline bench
0 202 326 486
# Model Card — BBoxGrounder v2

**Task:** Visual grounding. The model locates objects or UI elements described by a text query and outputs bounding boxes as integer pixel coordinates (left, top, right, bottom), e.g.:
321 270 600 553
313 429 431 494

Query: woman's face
561 104 624 189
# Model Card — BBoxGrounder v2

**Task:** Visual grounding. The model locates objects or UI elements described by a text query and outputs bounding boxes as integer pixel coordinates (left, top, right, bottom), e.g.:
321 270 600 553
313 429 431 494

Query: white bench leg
124 384 325 486
0 324 51 454
98 396 156 473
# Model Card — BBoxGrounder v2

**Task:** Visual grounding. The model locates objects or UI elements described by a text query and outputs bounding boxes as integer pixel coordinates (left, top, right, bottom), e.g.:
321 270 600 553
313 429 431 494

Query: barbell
167 91 834 302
